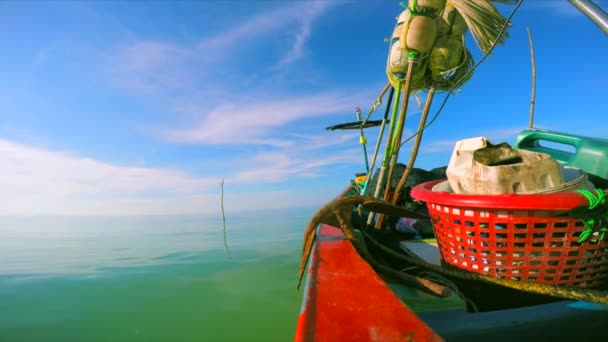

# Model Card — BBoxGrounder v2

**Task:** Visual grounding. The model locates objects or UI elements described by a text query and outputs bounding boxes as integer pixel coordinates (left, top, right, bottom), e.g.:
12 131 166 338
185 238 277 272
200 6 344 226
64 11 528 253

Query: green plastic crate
515 129 608 185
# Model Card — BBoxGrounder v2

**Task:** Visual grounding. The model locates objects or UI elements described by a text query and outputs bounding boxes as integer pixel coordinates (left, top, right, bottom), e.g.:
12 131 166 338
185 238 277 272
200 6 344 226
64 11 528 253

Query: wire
361 82 391 127
399 0 526 148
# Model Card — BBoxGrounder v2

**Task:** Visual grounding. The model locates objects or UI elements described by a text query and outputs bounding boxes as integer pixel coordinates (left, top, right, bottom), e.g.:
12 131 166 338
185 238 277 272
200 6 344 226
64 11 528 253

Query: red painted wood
295 224 443 342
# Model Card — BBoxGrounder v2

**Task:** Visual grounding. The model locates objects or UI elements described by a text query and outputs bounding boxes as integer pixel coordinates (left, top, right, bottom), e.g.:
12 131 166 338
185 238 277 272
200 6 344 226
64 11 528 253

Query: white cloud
422 140 460 153
0 139 217 197
295 131 361 151
158 90 371 145
229 148 362 183
21 1 374 216
272 1 337 68
199 1 337 53
0 139 221 215
421 127 525 153
275 20 312 68
0 135 362 215
110 41 196 93
487 127 526 141
110 1 341 93
0 126 51 146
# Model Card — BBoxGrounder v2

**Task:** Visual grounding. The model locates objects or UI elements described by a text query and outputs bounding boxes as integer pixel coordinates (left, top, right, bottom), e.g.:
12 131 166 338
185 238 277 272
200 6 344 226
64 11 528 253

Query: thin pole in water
527 27 536 129
221 179 230 257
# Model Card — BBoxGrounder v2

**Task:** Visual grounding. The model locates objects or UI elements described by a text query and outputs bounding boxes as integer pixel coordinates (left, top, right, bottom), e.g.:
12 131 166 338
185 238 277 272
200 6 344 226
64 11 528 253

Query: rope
574 189 608 243
361 82 392 127
361 228 608 305
299 193 608 306
399 0 446 18
298 195 449 297
578 189 606 209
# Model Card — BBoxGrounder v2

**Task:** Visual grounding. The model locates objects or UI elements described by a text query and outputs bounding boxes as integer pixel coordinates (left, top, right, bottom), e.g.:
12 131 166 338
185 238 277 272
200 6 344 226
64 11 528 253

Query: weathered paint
295 224 443 342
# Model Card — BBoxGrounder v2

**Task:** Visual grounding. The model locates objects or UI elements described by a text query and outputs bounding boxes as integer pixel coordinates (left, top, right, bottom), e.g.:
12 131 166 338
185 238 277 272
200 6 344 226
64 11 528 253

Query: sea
0 207 317 341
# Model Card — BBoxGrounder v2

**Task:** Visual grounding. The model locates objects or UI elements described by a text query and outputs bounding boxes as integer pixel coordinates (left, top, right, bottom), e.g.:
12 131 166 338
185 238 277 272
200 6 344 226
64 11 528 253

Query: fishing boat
295 1 608 341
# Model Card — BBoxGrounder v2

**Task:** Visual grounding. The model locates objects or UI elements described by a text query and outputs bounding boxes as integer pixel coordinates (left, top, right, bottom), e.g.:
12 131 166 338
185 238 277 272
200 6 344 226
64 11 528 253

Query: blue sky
1 0 606 215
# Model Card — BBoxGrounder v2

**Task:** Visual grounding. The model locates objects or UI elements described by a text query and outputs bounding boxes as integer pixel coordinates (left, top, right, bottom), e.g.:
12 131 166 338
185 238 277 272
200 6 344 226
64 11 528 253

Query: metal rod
569 0 608 35
355 107 370 174
527 27 536 129
361 86 395 196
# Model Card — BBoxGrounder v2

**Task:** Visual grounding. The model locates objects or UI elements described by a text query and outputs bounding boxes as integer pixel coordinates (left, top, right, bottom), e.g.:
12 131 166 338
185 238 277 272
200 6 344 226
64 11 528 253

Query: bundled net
386 0 516 93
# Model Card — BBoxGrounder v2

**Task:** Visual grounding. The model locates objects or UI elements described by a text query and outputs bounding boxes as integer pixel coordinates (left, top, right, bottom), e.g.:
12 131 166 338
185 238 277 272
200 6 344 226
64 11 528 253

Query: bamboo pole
392 86 437 203
361 86 395 197
375 59 416 230
366 83 402 227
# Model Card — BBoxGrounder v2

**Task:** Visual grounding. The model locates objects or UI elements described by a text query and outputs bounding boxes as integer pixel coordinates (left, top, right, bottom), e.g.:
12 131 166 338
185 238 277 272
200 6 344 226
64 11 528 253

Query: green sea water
0 207 315 341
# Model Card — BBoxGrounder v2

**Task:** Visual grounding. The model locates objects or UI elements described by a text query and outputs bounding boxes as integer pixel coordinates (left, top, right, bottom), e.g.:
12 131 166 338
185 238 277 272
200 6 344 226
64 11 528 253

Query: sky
1 0 607 216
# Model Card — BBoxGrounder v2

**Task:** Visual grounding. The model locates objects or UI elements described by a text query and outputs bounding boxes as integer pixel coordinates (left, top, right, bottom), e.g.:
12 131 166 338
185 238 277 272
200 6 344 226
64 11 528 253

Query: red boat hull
295 224 443 342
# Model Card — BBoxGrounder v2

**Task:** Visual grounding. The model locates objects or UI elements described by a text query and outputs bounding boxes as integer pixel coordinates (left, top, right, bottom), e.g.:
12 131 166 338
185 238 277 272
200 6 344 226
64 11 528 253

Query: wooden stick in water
221 179 230 257
527 27 536 129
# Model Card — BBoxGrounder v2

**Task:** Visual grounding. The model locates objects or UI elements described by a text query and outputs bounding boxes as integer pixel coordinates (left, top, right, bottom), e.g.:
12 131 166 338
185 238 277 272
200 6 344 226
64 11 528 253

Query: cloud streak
229 148 362 183
110 1 341 94
158 90 370 146
199 1 337 53
0 132 362 215
529 2 584 17
22 1 363 215
272 1 338 68
0 139 218 198
421 127 525 153
110 41 197 93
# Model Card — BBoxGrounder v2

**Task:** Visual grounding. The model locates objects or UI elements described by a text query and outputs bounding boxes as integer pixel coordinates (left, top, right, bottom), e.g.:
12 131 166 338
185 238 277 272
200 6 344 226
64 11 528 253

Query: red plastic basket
411 180 608 288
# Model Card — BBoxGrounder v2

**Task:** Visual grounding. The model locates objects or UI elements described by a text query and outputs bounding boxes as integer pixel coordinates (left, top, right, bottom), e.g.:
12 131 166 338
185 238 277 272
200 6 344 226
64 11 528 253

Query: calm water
0 207 316 341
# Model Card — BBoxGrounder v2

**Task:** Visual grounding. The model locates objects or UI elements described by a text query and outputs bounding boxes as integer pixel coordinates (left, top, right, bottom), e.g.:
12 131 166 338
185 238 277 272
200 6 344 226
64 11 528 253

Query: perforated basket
411 180 608 288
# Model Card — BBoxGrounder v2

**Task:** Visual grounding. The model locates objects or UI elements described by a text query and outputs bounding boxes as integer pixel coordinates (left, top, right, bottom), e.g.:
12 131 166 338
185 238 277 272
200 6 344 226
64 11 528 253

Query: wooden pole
527 27 536 129
375 58 416 230
392 86 436 203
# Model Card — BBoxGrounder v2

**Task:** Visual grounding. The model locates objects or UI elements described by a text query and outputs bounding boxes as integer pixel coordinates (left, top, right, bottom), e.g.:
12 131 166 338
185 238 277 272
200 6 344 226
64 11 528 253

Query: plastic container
445 136 488 194
525 166 592 194
470 148 564 194
516 129 608 181
411 180 608 288
446 137 565 194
